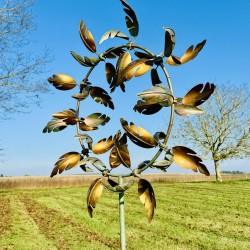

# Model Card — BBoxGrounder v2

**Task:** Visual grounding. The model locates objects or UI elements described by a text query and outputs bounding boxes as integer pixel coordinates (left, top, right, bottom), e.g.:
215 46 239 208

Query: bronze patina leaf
163 27 175 57
151 68 162 86
92 132 120 154
99 30 129 44
50 152 81 177
84 113 110 127
120 0 139 38
48 73 76 90
120 118 157 148
87 178 103 218
174 104 203 116
104 47 126 58
138 179 156 223
172 146 210 176
114 133 131 168
137 85 173 106
79 20 96 53
134 100 163 115
89 87 114 109
166 40 206 66
109 147 121 168
118 58 153 84
52 109 78 125
182 83 215 106
106 62 117 85
43 118 68 133
70 51 99 67
174 83 215 116
134 51 153 60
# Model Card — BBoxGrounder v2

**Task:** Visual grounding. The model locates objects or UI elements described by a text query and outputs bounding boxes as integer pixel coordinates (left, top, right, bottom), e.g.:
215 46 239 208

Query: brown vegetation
0 174 248 189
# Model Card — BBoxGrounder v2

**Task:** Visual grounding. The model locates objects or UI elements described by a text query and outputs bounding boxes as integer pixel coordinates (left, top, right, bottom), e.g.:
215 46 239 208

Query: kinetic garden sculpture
43 1 215 249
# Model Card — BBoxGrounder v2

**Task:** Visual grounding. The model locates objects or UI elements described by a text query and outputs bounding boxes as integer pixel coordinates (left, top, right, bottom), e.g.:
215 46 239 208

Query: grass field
0 180 249 250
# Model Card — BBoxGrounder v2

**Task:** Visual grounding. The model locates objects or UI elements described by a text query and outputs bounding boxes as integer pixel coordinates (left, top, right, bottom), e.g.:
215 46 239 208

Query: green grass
0 180 249 250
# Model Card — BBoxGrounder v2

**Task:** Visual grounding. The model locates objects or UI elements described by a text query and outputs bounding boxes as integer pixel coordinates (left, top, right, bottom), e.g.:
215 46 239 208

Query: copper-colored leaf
174 104 204 116
43 118 68 133
89 87 114 109
137 85 173 106
92 132 120 154
84 113 110 127
134 100 163 115
166 40 206 66
114 133 131 168
182 83 215 106
104 47 126 58
121 118 157 148
163 27 175 57
52 109 78 125
70 51 99 67
72 92 89 101
116 52 132 74
172 146 210 176
109 147 122 168
87 178 103 218
105 62 116 84
48 73 76 90
99 30 129 44
134 51 153 60
118 59 153 84
151 68 162 86
79 20 96 53
138 179 156 223
50 152 81 177
120 0 139 38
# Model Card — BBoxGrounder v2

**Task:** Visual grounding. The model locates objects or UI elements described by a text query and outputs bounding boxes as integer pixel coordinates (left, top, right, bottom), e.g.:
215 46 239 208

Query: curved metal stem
75 66 95 152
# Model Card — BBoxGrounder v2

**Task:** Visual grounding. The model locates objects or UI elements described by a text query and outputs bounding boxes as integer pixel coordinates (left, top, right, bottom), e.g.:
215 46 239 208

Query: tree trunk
214 160 222 182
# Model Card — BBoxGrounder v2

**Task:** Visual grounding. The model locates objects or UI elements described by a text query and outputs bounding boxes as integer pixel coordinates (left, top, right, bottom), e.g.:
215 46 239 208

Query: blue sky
0 0 249 176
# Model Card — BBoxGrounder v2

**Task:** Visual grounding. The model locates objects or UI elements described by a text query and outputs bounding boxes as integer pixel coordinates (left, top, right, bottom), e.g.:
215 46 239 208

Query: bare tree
171 84 250 182
0 0 50 120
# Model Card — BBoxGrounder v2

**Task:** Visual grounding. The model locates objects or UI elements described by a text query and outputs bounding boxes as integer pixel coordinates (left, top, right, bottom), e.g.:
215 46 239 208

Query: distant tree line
221 170 245 174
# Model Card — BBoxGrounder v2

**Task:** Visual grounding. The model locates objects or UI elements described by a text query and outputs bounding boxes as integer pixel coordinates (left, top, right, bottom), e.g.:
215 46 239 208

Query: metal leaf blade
173 146 210 175
92 132 120 154
174 104 204 116
138 179 156 223
50 152 81 177
83 113 110 127
163 27 175 57
87 178 103 218
99 30 129 44
52 109 78 125
79 20 96 53
43 118 68 133
151 68 162 86
182 83 215 106
121 118 157 148
137 85 173 106
89 86 114 109
166 40 206 66
118 59 153 84
120 0 139 38
134 100 163 115
48 73 76 90
114 133 131 168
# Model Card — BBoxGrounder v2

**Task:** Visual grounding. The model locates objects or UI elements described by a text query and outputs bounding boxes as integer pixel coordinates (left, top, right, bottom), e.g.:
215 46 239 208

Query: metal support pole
118 175 126 250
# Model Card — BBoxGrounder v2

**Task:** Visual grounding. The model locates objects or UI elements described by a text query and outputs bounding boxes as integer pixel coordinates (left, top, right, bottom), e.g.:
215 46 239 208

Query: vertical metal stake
118 175 126 250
